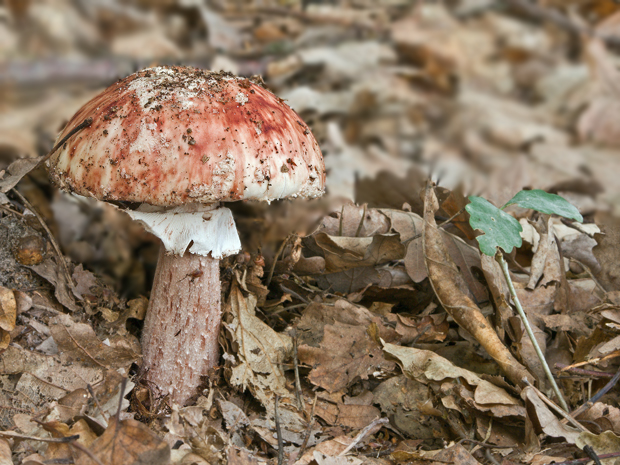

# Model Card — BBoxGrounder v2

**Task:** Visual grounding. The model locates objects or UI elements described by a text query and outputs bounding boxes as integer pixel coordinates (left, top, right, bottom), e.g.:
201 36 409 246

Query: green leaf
503 190 583 222
465 196 523 256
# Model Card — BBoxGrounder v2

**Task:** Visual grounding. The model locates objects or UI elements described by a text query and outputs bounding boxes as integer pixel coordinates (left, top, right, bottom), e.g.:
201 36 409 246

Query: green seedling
466 190 583 412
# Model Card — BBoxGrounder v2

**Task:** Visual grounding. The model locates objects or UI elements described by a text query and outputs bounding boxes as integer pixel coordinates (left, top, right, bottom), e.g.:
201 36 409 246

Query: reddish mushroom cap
47 66 326 206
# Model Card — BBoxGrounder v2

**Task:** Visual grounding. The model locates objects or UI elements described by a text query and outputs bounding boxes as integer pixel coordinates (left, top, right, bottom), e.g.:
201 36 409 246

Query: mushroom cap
47 66 326 206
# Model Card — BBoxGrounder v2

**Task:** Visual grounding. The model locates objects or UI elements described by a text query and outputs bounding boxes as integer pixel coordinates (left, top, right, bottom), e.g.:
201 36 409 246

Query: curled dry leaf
423 184 534 386
383 342 524 418
224 280 292 402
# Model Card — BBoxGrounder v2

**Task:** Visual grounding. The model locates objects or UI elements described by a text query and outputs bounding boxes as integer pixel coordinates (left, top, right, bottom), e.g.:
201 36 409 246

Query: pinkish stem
141 246 220 405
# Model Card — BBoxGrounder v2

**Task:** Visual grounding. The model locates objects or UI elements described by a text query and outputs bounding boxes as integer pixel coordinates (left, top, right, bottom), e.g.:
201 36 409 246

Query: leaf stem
496 252 570 412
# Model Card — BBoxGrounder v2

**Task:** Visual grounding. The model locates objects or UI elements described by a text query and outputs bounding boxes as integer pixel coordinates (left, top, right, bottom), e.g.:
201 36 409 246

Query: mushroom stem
141 246 220 405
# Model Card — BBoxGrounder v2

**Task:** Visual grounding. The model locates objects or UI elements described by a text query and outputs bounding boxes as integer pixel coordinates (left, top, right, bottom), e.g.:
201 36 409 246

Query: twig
564 364 620 420
61 324 107 369
0 431 79 443
568 258 607 295
0 204 23 217
274 395 284 465
404 207 467 245
48 118 94 160
266 234 295 287
87 384 109 427
116 378 128 423
292 330 305 412
551 451 620 465
496 252 569 412
485 448 502 465
292 393 317 464
555 364 614 378
69 441 105 465
27 372 69 392
354 204 367 238
522 379 587 432
338 417 389 456
583 445 603 465
456 438 515 449
11 188 74 288
279 284 310 304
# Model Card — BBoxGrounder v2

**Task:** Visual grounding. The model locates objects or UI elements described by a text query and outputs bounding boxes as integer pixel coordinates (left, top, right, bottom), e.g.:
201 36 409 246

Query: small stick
27 372 69 392
497 252 569 412
292 330 305 412
48 118 94 160
559 352 620 372
274 395 284 465
551 451 620 465
404 207 467 245
292 393 317 464
583 445 603 465
116 378 128 423
338 417 389 456
87 384 109 427
456 438 515 449
69 441 105 465
11 188 74 288
266 234 295 287
555 364 614 378
0 431 79 443
522 379 587 432
354 204 366 238
564 365 620 421
568 258 607 295
0 205 24 217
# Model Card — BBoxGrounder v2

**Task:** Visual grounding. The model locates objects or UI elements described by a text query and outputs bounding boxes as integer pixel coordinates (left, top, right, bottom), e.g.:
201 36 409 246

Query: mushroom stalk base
141 246 220 405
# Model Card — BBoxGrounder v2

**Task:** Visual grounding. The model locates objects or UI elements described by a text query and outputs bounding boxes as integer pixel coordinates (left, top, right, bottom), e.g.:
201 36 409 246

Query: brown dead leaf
227 446 260 465
314 233 405 273
314 399 380 429
391 443 483 464
28 258 79 312
0 440 10 465
71 264 99 301
522 386 581 443
576 431 620 465
480 254 513 340
49 313 138 371
423 184 534 386
0 286 16 332
391 314 449 344
40 420 72 463
373 375 446 439
320 203 390 237
578 402 620 436
299 322 396 393
0 155 48 194
593 211 620 292
74 416 170 465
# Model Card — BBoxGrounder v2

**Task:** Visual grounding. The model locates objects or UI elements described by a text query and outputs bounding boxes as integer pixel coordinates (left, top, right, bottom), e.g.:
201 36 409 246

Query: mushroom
47 66 326 405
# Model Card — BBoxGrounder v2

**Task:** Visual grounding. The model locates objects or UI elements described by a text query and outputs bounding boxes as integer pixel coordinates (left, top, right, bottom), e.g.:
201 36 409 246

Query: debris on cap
47 66 326 207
